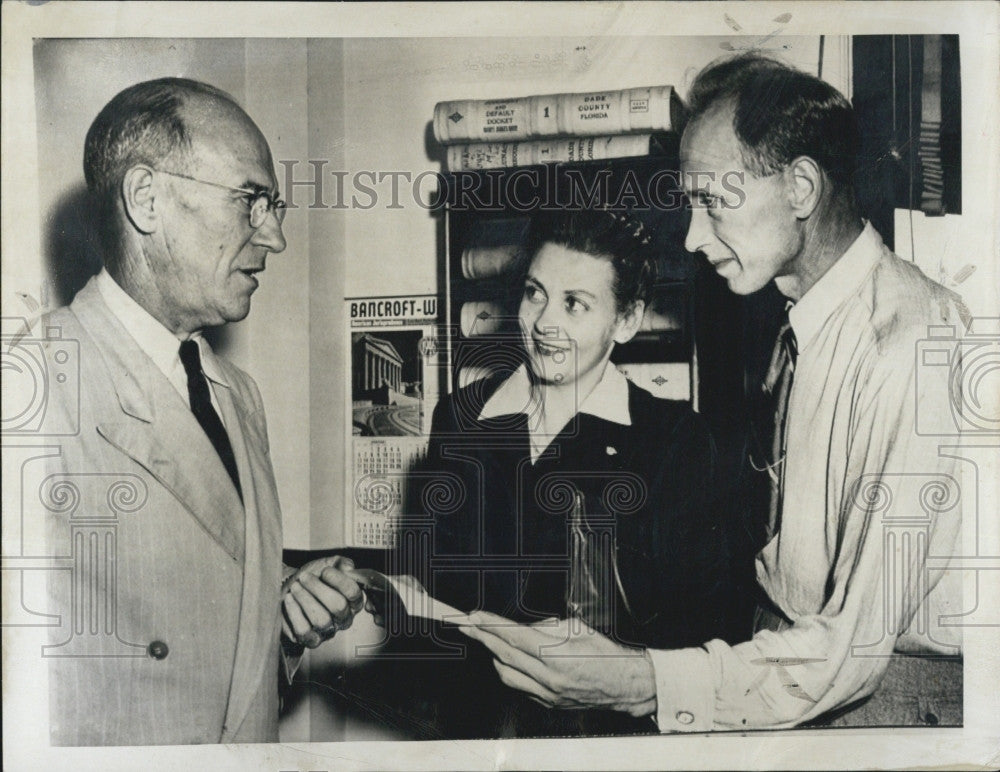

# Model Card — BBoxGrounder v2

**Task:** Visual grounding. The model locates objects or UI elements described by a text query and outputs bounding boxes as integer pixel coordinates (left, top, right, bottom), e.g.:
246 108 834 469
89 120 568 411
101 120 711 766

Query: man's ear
613 300 645 345
121 166 159 235
786 155 824 220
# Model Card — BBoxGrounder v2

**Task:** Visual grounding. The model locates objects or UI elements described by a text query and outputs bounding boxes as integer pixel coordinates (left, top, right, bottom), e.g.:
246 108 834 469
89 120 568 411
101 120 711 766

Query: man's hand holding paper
349 568 471 627
282 555 365 648
459 611 658 718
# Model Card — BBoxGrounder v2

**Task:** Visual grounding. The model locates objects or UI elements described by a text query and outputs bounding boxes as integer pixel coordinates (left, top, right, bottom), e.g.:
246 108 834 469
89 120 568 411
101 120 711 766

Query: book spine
638 305 681 333
446 134 658 172
460 301 506 337
616 362 691 401
462 245 520 280
434 85 680 144
435 97 534 144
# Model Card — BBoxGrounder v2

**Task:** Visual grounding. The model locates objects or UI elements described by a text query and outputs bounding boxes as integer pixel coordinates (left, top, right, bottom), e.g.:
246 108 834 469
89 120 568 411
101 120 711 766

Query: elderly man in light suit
42 78 360 745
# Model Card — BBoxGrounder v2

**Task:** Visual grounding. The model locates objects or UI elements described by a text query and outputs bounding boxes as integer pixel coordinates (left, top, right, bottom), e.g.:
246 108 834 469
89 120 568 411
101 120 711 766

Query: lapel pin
606 446 617 456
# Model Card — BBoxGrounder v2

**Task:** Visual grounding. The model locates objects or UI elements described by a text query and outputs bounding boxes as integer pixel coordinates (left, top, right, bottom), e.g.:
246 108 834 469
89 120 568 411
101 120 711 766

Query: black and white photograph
352 330 426 437
1 3 998 770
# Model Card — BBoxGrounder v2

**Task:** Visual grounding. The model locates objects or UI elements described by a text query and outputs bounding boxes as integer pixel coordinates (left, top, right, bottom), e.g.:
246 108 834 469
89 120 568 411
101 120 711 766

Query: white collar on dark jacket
479 362 632 426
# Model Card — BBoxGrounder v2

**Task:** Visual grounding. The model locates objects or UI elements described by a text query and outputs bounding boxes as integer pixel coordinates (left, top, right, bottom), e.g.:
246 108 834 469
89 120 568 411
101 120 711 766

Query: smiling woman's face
518 242 636 391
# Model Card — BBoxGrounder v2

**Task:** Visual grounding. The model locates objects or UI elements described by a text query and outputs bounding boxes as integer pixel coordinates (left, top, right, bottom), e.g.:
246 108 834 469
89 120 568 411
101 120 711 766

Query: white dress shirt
95 269 229 423
648 223 968 731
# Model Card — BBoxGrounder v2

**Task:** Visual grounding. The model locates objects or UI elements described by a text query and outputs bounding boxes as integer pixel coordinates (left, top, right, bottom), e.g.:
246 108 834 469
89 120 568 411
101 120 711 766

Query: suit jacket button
147 640 169 660
675 710 695 725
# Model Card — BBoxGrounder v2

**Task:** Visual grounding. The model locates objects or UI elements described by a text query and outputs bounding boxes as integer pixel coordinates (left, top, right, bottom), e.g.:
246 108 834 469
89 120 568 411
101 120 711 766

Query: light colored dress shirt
479 362 632 462
648 223 968 731
95 268 229 423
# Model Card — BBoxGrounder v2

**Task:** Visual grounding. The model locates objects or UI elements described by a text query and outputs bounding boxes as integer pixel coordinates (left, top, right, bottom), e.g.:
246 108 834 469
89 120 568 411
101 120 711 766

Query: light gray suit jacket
42 278 284 745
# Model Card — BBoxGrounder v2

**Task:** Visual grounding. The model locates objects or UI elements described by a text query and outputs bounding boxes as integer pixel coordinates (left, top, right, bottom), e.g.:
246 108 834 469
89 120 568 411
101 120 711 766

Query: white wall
891 22 1000 321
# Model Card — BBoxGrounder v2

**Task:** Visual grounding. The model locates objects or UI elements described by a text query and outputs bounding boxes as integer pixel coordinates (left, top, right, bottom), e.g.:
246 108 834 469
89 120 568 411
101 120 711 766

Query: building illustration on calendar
345 295 440 547
351 330 425 437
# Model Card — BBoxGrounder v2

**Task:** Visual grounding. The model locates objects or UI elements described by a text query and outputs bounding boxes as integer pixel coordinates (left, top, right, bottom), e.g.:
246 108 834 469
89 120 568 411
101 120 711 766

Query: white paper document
390 574 472 624
351 568 472 625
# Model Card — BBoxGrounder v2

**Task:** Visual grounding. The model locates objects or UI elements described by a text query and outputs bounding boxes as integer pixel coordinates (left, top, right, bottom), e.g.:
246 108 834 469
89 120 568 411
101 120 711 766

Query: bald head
83 77 251 264
178 93 276 186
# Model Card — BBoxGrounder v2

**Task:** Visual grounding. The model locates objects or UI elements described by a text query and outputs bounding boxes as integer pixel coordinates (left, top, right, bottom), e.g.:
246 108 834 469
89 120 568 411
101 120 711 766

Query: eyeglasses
156 169 286 228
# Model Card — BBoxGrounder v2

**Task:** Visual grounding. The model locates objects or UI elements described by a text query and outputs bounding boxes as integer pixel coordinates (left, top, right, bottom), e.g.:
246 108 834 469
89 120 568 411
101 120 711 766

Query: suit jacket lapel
73 281 246 562
216 383 282 738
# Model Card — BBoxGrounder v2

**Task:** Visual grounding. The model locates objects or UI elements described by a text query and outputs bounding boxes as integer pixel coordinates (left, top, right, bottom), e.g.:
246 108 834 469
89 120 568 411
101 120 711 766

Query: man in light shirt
461 53 968 729
40 78 361 744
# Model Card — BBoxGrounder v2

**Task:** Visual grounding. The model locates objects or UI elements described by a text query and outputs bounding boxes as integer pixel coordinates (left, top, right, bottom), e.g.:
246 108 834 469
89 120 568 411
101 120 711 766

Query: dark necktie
753 311 798 541
178 339 243 502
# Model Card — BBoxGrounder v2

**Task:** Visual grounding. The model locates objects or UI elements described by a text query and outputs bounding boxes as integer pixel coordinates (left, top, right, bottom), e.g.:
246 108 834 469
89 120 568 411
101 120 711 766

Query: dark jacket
379 372 747 738
424 373 737 648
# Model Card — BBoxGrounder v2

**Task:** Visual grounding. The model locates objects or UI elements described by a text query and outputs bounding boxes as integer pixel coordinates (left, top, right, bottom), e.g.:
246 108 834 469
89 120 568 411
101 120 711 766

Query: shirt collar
95 268 229 389
189 333 229 389
479 362 632 425
788 222 882 351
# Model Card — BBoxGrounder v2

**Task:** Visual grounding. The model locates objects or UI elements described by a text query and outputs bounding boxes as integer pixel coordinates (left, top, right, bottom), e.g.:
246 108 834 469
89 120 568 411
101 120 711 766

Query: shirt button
675 710 695 725
147 640 169 660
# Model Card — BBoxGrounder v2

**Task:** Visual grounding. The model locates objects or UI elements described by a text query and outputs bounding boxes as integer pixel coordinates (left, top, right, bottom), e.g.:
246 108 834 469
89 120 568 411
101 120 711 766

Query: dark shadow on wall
45 183 103 308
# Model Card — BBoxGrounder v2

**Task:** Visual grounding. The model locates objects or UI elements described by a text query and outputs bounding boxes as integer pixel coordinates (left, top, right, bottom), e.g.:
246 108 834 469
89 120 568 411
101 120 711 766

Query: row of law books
434 85 686 171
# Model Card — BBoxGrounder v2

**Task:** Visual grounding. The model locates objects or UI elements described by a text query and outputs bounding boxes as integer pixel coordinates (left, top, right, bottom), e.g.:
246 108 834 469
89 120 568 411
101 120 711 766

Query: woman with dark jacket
389 207 747 738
